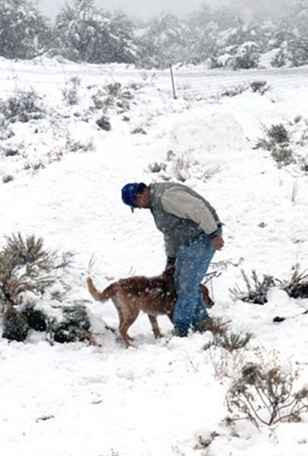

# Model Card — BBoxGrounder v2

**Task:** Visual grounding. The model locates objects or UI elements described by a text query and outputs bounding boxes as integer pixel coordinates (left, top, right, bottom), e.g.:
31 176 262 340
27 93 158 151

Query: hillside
1 59 308 456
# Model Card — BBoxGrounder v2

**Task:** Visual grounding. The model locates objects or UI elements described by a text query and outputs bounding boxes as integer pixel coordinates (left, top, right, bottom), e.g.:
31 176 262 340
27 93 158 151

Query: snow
1 58 308 455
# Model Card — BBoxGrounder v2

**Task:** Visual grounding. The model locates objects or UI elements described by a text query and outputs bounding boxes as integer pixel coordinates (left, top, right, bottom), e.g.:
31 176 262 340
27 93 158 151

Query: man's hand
211 235 224 250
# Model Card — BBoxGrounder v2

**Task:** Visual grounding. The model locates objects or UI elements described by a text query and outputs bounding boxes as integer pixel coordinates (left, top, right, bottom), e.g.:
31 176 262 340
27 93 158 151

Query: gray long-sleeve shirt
149 182 221 258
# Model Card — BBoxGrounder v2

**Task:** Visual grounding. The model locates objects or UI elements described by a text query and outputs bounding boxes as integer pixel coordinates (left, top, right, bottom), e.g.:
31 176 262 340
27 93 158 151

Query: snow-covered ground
1 58 308 456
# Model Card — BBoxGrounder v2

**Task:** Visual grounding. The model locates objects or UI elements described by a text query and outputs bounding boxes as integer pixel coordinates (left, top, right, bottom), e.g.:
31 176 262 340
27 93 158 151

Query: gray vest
149 182 220 258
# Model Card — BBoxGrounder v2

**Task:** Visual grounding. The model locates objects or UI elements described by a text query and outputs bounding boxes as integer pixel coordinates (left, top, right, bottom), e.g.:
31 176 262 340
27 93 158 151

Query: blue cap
121 182 146 209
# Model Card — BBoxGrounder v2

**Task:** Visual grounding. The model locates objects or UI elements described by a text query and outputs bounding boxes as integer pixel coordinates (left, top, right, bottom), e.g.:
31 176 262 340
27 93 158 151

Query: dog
86 268 214 347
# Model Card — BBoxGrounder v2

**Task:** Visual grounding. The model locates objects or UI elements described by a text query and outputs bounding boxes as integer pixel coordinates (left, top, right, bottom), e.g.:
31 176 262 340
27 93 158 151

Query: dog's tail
86 277 115 302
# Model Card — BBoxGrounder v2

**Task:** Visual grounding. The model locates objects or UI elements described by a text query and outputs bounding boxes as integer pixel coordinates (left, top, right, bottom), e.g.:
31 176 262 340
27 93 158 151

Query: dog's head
162 266 176 288
201 284 215 308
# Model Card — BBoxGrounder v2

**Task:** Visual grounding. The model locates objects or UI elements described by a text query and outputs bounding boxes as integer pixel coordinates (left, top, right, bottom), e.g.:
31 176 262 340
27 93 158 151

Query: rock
2 175 14 183
4 148 19 157
131 127 147 135
96 116 111 131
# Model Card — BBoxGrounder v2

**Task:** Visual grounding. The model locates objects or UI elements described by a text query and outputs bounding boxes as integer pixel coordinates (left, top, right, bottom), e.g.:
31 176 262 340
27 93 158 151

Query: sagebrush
226 361 308 427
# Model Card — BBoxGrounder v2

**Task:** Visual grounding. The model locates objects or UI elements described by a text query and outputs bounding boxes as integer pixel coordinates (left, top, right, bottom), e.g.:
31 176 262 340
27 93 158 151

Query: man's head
121 182 150 210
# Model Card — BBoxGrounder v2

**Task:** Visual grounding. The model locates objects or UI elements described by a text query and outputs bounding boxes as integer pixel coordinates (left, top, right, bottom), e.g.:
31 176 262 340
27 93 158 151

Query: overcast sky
38 0 292 21
38 0 226 19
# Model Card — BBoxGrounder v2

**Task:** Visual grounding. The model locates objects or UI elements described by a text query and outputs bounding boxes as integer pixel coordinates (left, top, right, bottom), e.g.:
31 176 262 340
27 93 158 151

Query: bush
204 331 252 353
0 89 45 123
0 233 72 309
271 144 294 166
0 233 98 344
148 150 219 183
0 233 72 306
249 80 270 95
278 264 308 299
257 123 290 150
0 114 14 140
255 123 295 167
49 304 91 343
226 361 308 427
65 133 94 154
230 269 275 304
62 77 81 106
2 305 29 341
220 84 248 98
90 82 133 115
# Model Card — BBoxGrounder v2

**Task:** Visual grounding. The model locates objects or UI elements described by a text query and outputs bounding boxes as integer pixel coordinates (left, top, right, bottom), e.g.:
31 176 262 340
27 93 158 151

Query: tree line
1 0 308 68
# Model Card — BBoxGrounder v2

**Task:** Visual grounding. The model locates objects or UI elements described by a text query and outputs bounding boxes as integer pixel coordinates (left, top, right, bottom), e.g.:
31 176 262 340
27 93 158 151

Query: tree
0 0 51 59
137 14 190 68
54 0 137 63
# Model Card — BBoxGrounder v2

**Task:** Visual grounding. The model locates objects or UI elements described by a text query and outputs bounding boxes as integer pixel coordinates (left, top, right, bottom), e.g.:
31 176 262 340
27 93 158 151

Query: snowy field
1 58 308 456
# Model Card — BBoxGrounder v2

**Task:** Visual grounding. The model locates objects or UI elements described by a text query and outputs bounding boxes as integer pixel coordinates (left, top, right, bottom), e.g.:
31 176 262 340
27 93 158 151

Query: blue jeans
173 233 217 336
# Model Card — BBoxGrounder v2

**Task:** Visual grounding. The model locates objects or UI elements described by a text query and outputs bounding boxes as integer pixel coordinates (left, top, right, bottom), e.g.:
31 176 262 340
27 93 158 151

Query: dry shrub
278 264 308 299
62 77 81 106
203 321 252 380
226 360 308 427
230 269 275 304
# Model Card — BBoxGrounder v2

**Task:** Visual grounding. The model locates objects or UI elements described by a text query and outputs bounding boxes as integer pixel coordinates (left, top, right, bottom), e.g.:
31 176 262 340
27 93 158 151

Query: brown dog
86 268 214 346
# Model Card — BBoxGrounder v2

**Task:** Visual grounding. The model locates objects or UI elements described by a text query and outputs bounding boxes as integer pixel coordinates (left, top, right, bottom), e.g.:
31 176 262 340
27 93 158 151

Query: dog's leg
148 315 163 339
119 309 139 347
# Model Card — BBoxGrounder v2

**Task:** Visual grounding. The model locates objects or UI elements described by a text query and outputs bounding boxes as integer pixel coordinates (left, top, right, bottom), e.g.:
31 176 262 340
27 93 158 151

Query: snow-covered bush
226 361 308 427
48 304 92 343
2 305 29 341
271 145 294 167
0 89 45 123
0 234 74 341
0 114 14 140
62 77 81 106
220 84 249 98
230 269 275 305
65 133 94 153
256 123 295 167
90 82 133 114
0 233 72 307
0 234 98 344
148 150 219 183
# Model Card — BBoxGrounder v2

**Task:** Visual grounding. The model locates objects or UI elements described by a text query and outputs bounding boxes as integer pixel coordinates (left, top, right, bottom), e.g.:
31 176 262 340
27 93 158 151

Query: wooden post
169 64 177 99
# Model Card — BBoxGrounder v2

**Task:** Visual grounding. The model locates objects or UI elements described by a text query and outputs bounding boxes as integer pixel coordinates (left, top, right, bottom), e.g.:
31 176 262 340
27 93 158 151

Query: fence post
169 64 177 99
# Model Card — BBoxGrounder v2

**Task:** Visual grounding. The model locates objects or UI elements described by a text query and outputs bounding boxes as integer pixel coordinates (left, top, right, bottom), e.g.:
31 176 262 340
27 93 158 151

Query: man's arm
161 188 219 236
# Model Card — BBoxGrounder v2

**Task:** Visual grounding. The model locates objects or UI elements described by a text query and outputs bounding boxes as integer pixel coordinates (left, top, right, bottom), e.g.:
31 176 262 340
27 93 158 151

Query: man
121 181 224 337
